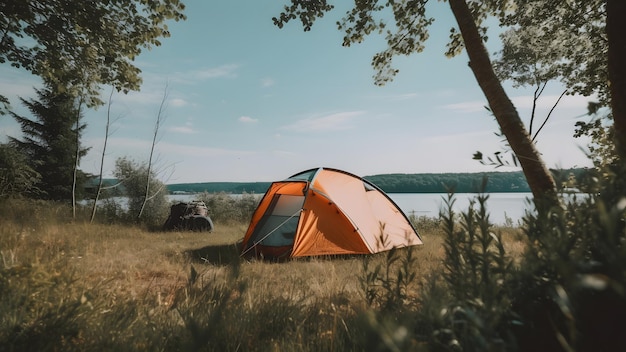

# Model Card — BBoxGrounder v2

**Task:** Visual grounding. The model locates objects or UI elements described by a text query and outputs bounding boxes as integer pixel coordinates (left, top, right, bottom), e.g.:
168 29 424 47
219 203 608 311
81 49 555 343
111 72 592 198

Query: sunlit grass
0 198 526 351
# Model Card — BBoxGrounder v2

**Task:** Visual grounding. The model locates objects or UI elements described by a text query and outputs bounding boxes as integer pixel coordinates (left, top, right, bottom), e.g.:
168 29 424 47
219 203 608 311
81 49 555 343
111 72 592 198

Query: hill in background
167 182 271 195
166 168 590 194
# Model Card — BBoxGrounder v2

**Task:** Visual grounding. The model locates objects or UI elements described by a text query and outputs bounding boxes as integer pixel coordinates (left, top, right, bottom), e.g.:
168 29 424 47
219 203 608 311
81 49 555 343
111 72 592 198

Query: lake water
165 192 535 225
388 192 534 225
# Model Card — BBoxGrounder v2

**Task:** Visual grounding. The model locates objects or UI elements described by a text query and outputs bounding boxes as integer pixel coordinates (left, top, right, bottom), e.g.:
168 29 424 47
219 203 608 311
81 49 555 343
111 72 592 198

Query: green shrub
359 239 419 314
412 193 519 352
409 215 442 236
410 164 626 352
0 197 73 227
196 192 260 224
510 162 626 352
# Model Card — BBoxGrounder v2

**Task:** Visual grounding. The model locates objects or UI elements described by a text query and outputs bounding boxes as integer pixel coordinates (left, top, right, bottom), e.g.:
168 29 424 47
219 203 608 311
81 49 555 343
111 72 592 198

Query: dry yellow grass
0 215 448 308
0 197 529 304
1 200 533 351
1 214 527 304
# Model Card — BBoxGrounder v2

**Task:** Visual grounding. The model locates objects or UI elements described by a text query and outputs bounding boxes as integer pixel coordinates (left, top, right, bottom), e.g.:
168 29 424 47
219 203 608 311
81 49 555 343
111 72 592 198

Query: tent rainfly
240 167 422 259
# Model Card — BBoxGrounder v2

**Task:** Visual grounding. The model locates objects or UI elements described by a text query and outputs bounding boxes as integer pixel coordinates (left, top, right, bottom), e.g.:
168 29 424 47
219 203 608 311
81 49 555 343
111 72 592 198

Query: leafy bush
407 165 626 351
510 162 626 351
409 193 519 351
195 191 260 224
95 198 126 224
359 239 419 314
0 197 73 227
0 143 41 199
114 157 169 227
408 214 442 235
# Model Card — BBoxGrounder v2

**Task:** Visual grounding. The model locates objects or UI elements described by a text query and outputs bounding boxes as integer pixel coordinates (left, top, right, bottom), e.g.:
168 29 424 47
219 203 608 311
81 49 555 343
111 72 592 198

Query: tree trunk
72 98 84 220
138 84 168 219
447 0 558 210
91 89 115 223
606 0 626 159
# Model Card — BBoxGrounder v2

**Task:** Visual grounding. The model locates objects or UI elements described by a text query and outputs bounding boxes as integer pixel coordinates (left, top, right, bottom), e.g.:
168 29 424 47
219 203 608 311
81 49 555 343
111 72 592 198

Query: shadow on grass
185 242 242 266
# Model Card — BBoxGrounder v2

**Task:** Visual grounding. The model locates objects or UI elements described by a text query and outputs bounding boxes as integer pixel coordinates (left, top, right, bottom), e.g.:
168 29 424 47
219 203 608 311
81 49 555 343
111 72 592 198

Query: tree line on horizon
165 168 591 194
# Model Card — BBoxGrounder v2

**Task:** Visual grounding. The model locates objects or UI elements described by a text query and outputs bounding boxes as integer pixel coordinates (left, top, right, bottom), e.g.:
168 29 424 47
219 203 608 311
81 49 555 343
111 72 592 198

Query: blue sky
0 1 593 183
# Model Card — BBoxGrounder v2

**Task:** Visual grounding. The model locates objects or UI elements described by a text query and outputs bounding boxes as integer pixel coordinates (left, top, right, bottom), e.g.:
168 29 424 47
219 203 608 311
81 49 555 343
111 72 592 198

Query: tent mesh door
249 194 304 247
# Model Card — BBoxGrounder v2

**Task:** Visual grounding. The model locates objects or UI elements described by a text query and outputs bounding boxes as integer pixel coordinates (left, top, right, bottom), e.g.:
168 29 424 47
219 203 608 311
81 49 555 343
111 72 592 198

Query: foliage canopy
0 0 186 109
8 84 89 201
495 0 606 102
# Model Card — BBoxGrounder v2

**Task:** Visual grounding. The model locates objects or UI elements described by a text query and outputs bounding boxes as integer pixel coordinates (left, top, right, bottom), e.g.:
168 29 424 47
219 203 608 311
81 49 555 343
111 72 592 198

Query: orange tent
240 167 422 259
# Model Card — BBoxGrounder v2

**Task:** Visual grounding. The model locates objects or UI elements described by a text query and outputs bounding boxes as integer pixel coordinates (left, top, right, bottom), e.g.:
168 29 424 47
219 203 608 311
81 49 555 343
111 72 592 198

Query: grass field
0 199 526 351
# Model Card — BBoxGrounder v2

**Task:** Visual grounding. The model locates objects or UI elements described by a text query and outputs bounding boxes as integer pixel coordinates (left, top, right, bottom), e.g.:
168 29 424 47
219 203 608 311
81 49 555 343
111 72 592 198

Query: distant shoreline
164 168 589 195
168 190 535 194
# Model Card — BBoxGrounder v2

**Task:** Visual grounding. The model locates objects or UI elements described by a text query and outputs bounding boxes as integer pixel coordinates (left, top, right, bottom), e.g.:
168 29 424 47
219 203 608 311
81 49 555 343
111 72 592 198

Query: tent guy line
240 209 303 258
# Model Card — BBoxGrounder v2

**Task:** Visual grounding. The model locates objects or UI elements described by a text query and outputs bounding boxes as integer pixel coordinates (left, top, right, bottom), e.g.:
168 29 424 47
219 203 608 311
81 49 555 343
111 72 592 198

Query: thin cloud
82 137 255 170
110 87 187 111
511 94 590 110
159 142 256 158
0 82 38 101
442 94 590 115
113 89 166 107
261 77 275 87
239 116 259 123
393 93 420 101
0 67 42 102
366 92 420 101
273 150 297 157
194 64 239 79
442 101 487 113
101 137 255 157
162 64 240 85
99 137 153 151
168 125 197 134
282 111 365 132
169 98 188 107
